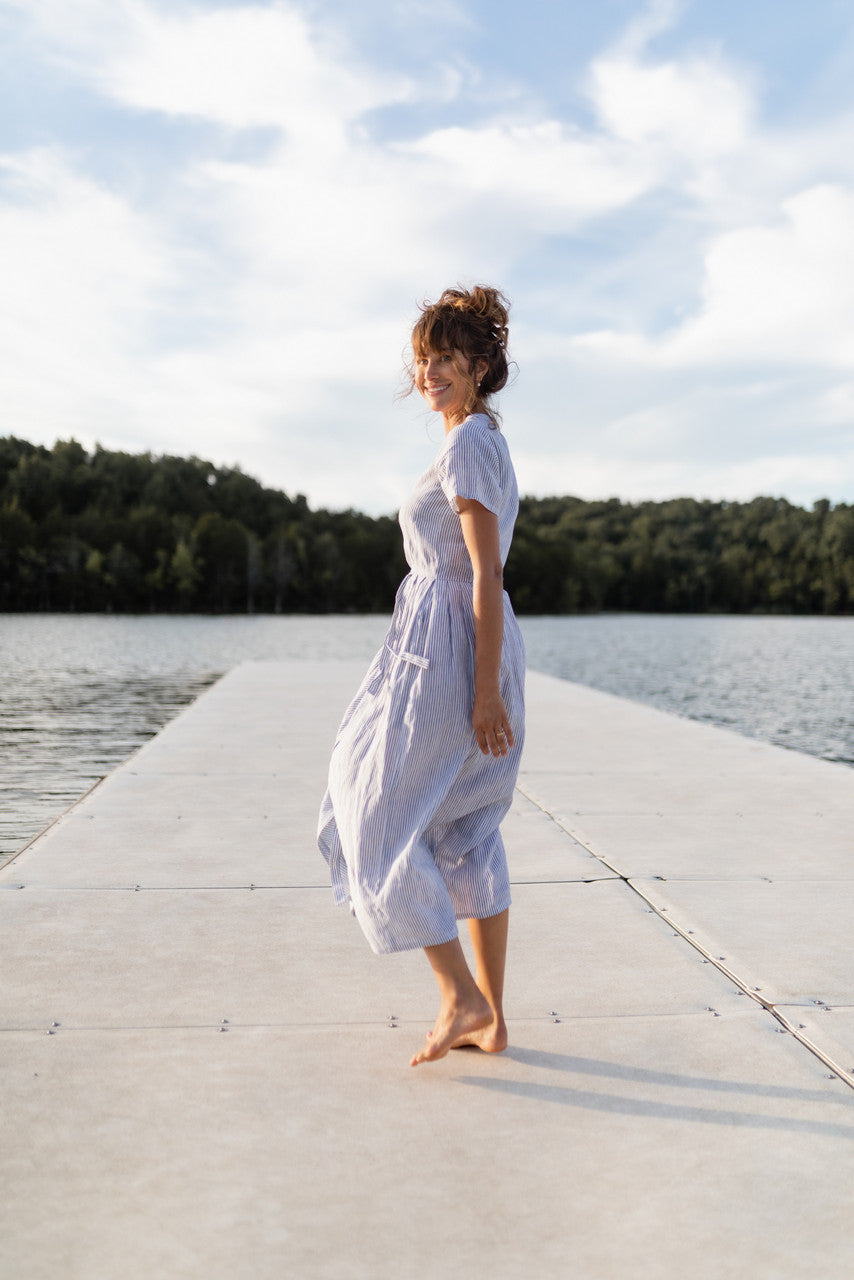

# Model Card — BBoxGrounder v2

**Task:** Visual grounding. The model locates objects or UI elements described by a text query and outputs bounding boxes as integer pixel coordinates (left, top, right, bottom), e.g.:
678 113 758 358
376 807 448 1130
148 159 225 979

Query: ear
474 358 488 386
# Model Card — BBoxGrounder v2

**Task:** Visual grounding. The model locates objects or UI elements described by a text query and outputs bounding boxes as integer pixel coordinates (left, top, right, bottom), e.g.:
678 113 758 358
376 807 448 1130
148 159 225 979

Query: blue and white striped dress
317 413 526 955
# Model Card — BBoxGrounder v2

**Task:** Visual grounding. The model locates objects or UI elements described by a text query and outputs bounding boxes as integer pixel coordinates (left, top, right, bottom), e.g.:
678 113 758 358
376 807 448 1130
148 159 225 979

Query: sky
1 0 854 515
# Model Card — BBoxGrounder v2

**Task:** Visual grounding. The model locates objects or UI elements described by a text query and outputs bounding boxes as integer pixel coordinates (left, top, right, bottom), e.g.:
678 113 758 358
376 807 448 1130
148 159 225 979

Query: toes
410 1040 440 1068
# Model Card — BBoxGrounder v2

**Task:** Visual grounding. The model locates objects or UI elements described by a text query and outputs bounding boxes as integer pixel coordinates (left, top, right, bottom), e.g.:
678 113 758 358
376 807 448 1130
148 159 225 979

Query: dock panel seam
515 782 854 1093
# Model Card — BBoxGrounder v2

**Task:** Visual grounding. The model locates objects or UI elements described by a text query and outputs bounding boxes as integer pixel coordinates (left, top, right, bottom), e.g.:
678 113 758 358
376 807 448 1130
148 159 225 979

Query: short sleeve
438 421 503 515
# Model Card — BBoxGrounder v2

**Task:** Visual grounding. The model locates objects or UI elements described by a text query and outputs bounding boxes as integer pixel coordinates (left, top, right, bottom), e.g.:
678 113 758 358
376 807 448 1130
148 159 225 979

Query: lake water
1 613 852 865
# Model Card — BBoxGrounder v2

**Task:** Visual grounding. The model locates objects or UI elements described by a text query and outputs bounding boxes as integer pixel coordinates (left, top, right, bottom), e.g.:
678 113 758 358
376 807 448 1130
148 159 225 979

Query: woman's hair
406 284 511 423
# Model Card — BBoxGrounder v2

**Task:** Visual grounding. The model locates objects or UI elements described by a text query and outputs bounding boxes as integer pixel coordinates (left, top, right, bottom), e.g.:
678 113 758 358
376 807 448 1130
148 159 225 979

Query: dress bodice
398 414 519 582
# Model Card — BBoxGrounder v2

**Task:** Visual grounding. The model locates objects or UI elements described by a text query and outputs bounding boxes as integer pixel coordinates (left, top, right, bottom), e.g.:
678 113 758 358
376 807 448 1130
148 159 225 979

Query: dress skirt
317 569 525 955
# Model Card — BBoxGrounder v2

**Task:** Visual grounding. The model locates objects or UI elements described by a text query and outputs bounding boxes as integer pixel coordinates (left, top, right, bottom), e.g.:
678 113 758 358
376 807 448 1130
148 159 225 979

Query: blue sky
1 0 853 513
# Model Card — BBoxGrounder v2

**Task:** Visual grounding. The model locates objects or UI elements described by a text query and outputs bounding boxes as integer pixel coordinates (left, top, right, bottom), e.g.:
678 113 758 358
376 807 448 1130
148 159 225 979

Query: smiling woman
415 350 476 422
317 284 526 1067
409 285 511 428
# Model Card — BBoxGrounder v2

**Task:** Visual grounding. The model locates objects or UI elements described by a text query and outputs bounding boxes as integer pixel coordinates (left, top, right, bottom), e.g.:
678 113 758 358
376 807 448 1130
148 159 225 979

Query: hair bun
438 286 509 352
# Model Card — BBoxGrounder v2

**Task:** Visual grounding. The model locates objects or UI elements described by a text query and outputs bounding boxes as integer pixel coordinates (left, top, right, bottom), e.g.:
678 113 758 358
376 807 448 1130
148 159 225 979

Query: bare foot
410 993 491 1067
449 1018 508 1053
426 1018 509 1053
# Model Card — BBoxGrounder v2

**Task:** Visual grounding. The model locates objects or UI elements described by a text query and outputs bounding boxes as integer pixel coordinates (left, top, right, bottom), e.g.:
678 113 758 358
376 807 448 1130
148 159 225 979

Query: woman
317 285 525 1067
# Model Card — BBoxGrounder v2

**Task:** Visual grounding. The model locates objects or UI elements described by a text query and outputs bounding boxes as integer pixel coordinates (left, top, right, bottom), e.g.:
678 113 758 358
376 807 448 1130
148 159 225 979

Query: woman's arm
457 497 514 758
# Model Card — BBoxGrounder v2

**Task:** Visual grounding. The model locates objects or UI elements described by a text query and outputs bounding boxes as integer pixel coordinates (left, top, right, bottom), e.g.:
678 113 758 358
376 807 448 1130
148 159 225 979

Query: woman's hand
473 689 514 757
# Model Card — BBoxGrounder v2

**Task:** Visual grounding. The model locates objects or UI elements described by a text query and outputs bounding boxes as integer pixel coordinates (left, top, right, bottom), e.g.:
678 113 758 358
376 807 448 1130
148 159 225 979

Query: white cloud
512 433 852 509
590 49 753 161
104 2 413 142
819 382 854 425
704 450 854 503
575 184 854 370
5 0 413 139
589 0 753 168
401 121 655 229
0 148 171 434
615 0 687 58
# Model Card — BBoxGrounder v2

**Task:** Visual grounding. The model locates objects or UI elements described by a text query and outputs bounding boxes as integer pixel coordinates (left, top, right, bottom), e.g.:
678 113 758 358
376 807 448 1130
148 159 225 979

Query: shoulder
443 414 504 459
456 412 500 439
437 413 511 507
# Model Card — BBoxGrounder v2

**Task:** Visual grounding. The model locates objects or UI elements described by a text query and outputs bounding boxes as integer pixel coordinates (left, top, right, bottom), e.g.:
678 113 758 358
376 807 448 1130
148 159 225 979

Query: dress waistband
405 569 472 587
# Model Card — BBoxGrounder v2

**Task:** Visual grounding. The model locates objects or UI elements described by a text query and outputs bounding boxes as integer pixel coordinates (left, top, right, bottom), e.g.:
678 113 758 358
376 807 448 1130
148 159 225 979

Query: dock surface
2 661 853 1279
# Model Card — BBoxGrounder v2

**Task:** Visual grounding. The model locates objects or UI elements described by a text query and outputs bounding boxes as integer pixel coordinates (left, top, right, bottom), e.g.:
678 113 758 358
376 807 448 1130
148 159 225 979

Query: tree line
1 436 852 614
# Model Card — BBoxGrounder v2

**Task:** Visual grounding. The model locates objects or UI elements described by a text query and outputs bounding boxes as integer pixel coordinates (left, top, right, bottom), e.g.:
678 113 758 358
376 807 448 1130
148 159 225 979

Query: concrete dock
2 660 853 1279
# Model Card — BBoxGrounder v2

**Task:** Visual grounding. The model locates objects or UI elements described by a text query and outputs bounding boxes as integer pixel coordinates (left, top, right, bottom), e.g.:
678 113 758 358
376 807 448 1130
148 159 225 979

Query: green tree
193 512 248 611
2 433 852 617
170 540 200 609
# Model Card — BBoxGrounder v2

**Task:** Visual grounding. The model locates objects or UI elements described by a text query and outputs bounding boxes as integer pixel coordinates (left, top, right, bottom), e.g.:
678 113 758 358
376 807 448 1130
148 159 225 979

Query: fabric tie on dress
384 642 430 669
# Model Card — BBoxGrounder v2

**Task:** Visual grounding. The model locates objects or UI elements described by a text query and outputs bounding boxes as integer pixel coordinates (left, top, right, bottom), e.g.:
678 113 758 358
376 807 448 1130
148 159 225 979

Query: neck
443 400 486 434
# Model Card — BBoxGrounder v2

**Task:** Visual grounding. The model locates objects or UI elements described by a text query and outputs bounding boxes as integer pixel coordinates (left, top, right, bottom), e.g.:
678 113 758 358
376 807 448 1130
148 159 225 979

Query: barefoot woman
317 285 525 1067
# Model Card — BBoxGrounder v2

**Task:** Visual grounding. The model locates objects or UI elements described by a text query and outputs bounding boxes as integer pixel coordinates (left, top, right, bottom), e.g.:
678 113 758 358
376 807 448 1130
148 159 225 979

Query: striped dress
317 413 526 955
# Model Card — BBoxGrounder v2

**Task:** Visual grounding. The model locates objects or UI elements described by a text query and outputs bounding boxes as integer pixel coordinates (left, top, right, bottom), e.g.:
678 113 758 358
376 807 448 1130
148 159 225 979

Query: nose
424 356 442 379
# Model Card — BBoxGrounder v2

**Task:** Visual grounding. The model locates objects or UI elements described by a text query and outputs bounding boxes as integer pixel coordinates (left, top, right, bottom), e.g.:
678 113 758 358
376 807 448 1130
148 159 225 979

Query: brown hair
406 284 511 423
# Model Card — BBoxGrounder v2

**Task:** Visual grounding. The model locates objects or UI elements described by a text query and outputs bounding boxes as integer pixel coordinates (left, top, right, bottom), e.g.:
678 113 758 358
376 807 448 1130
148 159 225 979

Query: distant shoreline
3 436 853 616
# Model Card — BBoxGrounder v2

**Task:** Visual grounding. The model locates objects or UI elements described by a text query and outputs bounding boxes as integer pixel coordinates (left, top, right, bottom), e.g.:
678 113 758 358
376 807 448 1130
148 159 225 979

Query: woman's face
415 348 484 426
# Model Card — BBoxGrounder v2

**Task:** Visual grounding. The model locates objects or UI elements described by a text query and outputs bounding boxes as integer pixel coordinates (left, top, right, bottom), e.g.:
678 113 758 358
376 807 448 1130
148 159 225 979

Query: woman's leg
409 937 492 1067
460 908 509 1052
